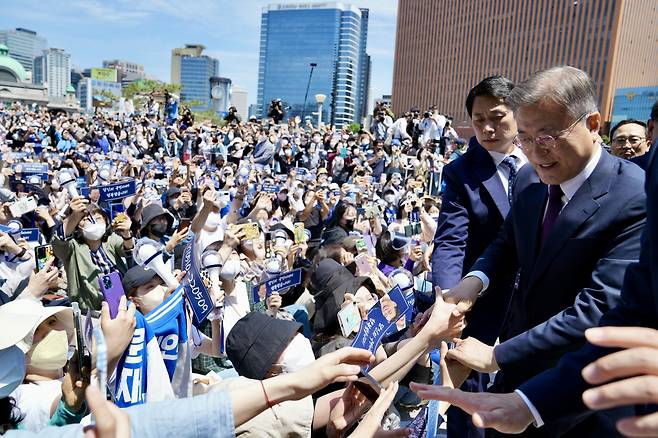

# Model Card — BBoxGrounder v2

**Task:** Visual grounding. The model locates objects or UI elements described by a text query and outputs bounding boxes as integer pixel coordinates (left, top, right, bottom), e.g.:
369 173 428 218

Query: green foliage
122 79 181 99
348 122 362 134
192 109 223 125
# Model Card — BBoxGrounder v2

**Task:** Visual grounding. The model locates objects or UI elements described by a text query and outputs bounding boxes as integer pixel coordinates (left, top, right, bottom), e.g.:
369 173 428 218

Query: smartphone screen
177 218 191 233
34 244 54 272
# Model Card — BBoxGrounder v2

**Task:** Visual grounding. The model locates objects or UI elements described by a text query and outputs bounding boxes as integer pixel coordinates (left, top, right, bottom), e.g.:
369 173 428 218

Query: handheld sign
251 268 303 303
20 228 41 242
351 286 411 361
180 238 214 326
13 163 48 180
261 183 280 194
81 179 136 202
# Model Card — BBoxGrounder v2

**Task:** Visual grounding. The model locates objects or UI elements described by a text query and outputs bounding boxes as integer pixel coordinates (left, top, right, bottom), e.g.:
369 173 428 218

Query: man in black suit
431 76 533 437
414 66 647 437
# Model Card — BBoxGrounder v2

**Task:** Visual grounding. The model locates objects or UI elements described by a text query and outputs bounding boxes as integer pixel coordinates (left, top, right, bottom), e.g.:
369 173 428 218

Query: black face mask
343 219 355 231
149 223 168 238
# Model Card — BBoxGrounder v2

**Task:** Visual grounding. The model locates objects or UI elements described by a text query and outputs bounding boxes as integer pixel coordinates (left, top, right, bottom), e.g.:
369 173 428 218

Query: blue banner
81 180 136 202
251 268 303 303
13 163 48 180
351 286 411 359
261 183 280 194
20 228 41 242
181 238 214 326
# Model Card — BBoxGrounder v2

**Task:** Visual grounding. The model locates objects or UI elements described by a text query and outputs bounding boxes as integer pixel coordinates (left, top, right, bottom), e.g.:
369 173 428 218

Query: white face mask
27 329 69 370
265 257 281 275
139 284 167 311
205 212 223 228
279 334 315 373
219 259 241 281
384 194 396 204
82 221 106 241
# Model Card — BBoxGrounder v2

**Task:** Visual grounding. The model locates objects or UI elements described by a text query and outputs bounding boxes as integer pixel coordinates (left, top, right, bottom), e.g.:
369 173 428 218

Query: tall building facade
33 48 71 98
257 3 369 126
0 28 47 73
231 85 249 121
102 59 145 82
392 0 658 125
170 44 206 85
180 53 219 111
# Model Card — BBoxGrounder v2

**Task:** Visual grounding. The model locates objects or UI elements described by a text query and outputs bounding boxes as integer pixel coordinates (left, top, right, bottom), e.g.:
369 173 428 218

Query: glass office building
257 3 369 127
611 86 658 126
180 55 219 111
0 28 47 73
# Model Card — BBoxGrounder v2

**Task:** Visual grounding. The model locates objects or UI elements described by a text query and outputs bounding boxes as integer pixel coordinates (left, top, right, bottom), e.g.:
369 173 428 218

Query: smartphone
293 222 305 244
216 190 231 206
71 302 91 377
34 244 54 272
98 272 125 319
337 303 361 337
9 196 37 217
355 238 367 253
177 218 191 233
353 369 383 402
355 253 372 274
240 222 260 241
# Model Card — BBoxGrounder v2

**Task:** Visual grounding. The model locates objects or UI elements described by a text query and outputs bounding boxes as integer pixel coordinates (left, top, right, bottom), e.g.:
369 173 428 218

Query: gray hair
507 66 598 120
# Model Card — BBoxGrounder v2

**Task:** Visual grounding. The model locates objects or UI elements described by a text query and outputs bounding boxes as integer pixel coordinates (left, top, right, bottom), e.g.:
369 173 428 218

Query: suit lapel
520 183 548 272
472 145 510 217
528 150 613 287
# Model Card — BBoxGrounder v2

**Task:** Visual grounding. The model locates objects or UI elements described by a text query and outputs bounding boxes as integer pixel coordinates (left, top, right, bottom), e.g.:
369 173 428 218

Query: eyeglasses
612 136 646 147
513 113 589 152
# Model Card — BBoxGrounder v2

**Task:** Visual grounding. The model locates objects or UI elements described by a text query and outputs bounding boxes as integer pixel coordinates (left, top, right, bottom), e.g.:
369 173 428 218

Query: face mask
206 212 223 228
139 285 167 310
390 269 413 291
265 257 281 275
279 334 315 373
150 223 167 238
219 259 241 281
384 194 395 204
27 329 69 370
82 221 106 241
284 149 292 157
344 219 355 231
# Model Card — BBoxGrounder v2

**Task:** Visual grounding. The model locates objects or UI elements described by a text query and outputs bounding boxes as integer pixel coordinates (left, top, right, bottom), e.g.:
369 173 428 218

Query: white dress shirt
466 146 603 426
487 147 529 195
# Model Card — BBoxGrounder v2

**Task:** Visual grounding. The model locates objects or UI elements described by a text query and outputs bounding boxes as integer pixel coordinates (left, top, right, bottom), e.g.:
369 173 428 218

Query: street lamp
315 94 326 127
300 62 317 122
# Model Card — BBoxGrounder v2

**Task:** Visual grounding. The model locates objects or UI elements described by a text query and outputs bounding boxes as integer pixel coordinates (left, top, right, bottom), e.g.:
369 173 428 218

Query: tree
123 79 180 100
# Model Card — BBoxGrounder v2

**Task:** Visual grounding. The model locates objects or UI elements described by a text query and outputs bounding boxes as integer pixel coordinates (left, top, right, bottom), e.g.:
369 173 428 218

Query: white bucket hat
0 299 73 353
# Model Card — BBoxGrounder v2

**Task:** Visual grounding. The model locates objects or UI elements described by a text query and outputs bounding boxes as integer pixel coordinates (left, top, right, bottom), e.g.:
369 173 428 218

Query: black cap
122 265 157 293
226 312 302 380
320 226 348 247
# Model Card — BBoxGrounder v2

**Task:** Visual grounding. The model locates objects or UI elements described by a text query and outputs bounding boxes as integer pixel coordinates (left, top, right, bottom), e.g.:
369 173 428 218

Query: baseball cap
122 265 158 293
226 312 302 380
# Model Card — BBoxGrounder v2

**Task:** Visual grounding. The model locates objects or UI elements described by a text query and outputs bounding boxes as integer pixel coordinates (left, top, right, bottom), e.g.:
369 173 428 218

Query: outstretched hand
582 326 658 437
410 383 534 434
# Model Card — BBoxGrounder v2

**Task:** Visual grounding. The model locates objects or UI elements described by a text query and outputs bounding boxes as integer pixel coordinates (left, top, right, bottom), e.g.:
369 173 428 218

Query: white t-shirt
223 280 250 344
12 379 62 432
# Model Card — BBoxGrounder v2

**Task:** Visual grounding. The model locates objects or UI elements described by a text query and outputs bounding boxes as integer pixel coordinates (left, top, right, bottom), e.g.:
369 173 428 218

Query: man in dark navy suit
411 114 658 438
431 76 533 437
416 66 647 437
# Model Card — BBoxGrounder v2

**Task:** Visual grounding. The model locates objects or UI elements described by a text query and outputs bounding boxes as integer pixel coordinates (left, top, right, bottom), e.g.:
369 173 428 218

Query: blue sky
0 0 398 105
